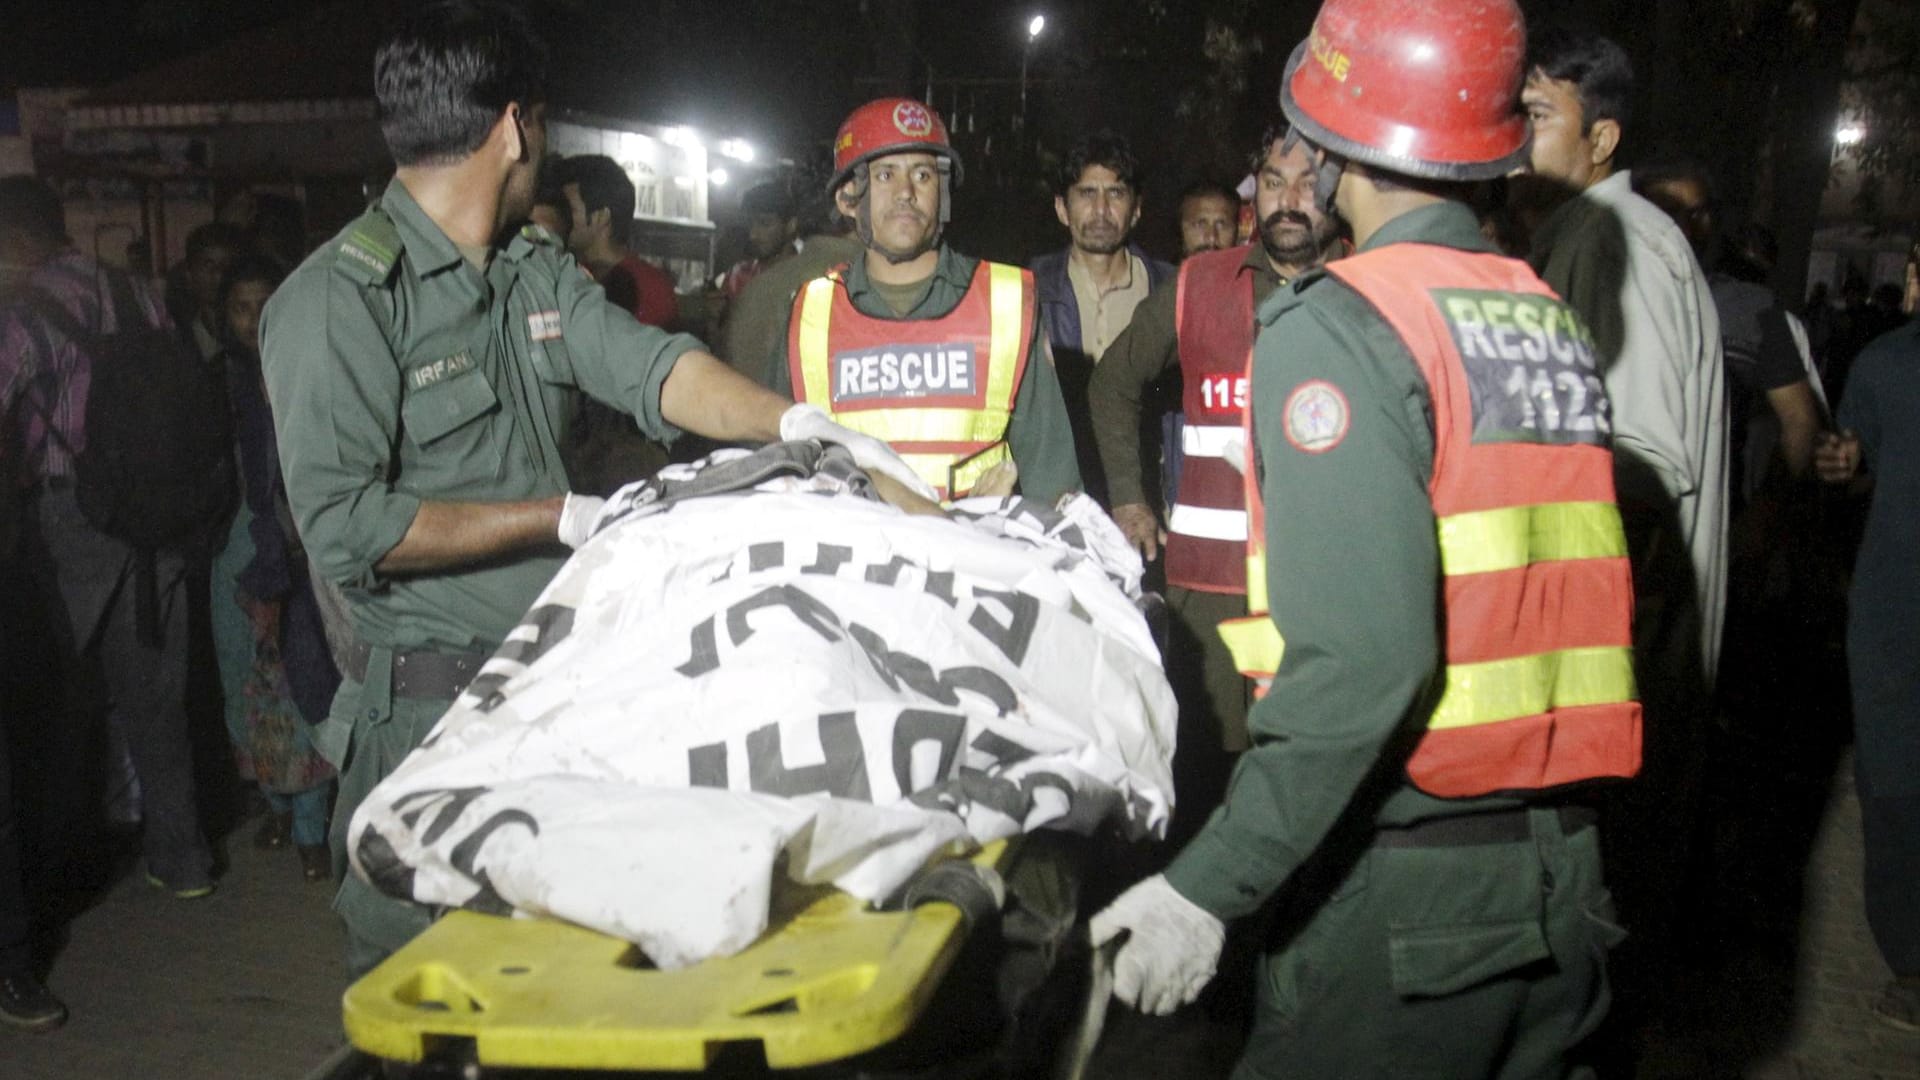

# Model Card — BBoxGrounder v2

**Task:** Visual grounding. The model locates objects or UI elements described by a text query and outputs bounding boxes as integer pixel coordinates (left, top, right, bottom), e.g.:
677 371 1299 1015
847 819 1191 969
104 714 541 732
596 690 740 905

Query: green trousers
1234 812 1622 1080
314 664 453 978
1164 586 1251 849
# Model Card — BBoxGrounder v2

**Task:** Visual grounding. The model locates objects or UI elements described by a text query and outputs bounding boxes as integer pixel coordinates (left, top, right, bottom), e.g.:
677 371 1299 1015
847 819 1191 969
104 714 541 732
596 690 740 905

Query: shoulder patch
1282 379 1350 454
1255 266 1330 329
333 207 402 286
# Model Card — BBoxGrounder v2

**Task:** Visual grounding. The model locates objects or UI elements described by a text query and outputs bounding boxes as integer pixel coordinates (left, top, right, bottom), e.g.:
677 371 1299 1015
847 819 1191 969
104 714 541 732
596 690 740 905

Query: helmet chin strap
1313 149 1346 218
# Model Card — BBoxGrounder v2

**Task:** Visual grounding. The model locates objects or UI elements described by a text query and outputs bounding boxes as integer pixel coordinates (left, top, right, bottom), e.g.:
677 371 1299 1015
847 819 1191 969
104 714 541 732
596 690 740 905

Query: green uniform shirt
1164 203 1522 922
262 178 700 654
1088 245 1292 508
763 243 1082 504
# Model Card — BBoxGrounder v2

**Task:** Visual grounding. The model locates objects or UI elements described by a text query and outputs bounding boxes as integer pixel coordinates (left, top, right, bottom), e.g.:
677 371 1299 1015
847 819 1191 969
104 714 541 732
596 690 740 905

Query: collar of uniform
1359 201 1496 256
841 244 977 313
381 177 473 280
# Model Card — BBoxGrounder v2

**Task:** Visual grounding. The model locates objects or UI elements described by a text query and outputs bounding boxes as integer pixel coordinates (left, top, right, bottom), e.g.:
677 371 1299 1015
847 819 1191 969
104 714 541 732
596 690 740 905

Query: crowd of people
0 0 1914 1074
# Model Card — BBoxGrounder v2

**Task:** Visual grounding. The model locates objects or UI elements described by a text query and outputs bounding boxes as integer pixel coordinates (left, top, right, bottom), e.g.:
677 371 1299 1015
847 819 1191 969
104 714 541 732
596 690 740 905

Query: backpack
25 270 237 551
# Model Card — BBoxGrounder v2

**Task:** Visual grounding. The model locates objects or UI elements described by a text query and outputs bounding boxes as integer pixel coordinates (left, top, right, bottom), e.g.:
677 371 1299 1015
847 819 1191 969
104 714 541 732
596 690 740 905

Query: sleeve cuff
637 333 701 444
331 490 422 591
1164 825 1295 923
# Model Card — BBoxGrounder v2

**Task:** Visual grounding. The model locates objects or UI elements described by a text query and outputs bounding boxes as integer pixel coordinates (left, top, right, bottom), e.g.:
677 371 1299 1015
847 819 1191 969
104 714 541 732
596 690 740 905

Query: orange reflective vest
1222 243 1641 798
1167 246 1257 593
788 260 1035 499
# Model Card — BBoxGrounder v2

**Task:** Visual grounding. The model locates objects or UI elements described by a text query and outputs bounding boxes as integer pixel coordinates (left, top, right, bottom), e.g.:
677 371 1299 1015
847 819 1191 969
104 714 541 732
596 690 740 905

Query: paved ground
3 749 1914 1079
5 825 346 1080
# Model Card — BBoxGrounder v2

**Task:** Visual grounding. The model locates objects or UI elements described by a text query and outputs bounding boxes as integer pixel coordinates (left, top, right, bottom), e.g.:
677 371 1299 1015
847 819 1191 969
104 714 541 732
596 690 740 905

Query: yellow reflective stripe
1244 551 1269 615
1436 501 1627 577
825 408 1011 443
985 263 1023 414
1218 616 1283 677
795 276 838 408
1427 646 1636 731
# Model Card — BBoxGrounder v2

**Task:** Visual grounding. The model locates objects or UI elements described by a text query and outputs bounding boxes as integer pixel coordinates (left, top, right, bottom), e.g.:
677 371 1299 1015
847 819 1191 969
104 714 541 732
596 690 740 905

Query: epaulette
1255 266 1329 328
333 206 403 286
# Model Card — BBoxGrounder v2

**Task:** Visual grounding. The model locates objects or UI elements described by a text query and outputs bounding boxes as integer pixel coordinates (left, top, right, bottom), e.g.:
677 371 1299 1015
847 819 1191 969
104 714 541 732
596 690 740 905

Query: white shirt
1532 169 1730 690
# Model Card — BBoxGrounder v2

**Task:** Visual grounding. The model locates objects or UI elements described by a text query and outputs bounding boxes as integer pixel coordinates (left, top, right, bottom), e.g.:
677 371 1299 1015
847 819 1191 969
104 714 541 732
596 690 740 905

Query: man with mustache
763 98 1080 503
1030 132 1174 503
1086 127 1342 838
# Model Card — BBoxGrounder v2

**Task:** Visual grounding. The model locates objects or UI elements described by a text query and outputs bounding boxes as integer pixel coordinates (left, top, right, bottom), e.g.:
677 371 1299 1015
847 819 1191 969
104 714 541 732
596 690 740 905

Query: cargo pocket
1388 917 1553 999
401 365 503 484
1381 844 1553 1000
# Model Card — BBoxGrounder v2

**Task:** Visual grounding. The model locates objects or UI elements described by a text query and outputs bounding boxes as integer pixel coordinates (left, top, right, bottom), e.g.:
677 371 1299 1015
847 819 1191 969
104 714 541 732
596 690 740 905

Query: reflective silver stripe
1180 424 1243 459
1168 503 1249 541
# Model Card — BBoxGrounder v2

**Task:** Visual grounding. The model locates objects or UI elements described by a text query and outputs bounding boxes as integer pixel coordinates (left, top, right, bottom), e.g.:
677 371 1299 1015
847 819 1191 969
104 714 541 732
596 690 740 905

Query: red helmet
1280 0 1531 181
828 97 963 192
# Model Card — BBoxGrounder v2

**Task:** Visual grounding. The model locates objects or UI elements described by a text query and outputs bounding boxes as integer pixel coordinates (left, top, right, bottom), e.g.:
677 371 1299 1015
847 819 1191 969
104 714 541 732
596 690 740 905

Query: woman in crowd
208 254 338 882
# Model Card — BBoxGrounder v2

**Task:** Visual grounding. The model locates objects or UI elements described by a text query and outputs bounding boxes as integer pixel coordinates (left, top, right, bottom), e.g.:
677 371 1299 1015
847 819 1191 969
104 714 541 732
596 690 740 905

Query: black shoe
0 971 67 1033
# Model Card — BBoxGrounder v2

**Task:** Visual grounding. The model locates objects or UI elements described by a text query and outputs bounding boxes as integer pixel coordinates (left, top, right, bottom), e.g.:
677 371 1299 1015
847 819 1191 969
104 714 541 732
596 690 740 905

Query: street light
1020 14 1047 131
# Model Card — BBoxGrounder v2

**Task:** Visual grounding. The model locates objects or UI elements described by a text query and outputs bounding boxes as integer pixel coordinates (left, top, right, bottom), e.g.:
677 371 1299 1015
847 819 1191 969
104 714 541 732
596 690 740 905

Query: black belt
1374 805 1598 849
343 641 488 701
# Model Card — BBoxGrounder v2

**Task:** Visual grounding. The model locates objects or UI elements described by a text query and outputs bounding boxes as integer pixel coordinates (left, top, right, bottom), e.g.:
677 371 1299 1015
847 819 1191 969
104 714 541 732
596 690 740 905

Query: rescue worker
1091 2 1641 1075
262 0 928 976
1086 128 1340 841
761 98 1081 503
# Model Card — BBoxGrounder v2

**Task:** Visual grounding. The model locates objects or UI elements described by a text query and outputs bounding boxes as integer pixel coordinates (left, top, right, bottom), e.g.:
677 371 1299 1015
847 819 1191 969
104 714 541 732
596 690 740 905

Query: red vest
1258 243 1642 798
1168 245 1257 593
787 261 1034 499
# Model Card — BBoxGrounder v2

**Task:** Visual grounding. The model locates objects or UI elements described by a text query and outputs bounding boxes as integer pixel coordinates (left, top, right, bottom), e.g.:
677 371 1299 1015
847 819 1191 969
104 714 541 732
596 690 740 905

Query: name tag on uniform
528 310 563 342
831 344 977 403
409 351 476 390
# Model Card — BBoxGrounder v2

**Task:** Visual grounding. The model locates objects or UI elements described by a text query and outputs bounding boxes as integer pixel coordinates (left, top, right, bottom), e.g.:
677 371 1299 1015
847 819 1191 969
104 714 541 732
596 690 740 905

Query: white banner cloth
348 471 1175 969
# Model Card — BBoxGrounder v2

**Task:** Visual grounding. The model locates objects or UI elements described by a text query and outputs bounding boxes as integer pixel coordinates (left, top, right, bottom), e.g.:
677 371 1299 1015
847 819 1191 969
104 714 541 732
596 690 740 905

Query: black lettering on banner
727 585 843 650
864 555 916 586
848 623 1019 714
446 809 541 916
675 617 722 678
471 603 577 711
1431 288 1610 447
802 544 854 576
688 742 730 787
923 570 958 607
679 585 847 680
747 712 872 799
970 729 1037 767
749 541 785 572
355 827 417 900
1020 770 1114 834
891 709 967 795
969 588 1041 666
391 786 493 846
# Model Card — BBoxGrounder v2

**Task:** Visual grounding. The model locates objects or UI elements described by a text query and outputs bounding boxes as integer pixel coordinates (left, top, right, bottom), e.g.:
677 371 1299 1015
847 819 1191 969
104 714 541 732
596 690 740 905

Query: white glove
779 404 940 502
557 492 606 549
1089 874 1226 1016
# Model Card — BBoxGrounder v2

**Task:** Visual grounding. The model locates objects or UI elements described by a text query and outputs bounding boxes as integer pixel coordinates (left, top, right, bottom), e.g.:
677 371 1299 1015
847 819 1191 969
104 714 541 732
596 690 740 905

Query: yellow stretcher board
343 840 1009 1072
